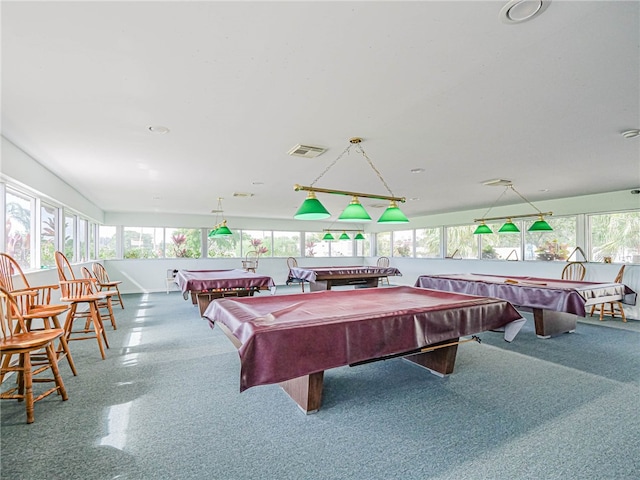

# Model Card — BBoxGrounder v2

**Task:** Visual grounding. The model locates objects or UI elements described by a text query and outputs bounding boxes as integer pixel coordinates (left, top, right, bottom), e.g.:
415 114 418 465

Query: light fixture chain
309 144 353 187
509 186 543 215
355 144 396 197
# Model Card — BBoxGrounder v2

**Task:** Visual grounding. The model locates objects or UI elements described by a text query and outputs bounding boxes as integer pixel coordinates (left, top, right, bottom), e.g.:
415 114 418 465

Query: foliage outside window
272 231 301 257
590 211 640 263
392 230 413 257
165 228 201 258
5 189 33 269
123 227 163 259
355 234 371 256
330 236 353 257
208 231 241 258
446 225 478 259
89 223 97 260
40 203 57 268
241 230 271 258
305 233 329 257
99 226 117 259
480 222 522 260
415 227 440 258
64 213 76 262
376 232 391 257
524 216 576 261
78 218 87 262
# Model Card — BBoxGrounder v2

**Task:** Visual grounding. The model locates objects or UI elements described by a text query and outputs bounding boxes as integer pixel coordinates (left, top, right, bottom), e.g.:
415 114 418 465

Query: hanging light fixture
294 137 408 224
323 228 365 240
208 197 234 237
473 182 552 234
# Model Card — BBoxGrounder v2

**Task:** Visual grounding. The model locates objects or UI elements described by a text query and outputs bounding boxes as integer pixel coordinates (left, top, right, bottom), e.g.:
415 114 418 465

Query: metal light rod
323 229 364 233
294 184 405 203
474 212 553 223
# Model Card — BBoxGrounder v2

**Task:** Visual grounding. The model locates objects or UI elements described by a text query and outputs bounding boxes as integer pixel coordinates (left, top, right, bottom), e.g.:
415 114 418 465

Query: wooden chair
166 269 178 294
285 257 305 292
0 253 77 377
0 286 68 423
81 267 118 330
377 256 390 286
590 265 627 322
561 261 586 281
242 251 259 273
92 262 124 309
54 251 110 359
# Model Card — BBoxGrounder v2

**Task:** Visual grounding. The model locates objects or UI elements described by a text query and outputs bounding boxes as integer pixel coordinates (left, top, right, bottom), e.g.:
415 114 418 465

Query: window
376 232 391 257
208 231 241 258
305 233 329 257
78 218 87 262
589 211 640 263
330 237 353 256
272 231 301 257
524 216 576 261
392 230 413 257
99 226 117 259
64 213 76 262
40 203 58 268
415 227 440 258
123 227 163 259
5 189 33 269
165 228 201 258
446 225 478 259
242 230 271 258
480 222 522 260
88 222 97 260
355 233 371 256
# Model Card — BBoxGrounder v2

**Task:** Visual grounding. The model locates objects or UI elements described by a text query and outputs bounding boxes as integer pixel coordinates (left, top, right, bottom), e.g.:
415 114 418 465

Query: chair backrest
377 256 390 268
54 251 76 282
92 263 110 284
561 262 586 281
0 285 27 342
0 252 30 292
243 251 259 269
286 257 298 269
614 265 626 283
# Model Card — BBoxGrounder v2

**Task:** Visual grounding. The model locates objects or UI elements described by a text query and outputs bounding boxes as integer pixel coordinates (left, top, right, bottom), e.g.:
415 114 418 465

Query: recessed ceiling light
409 197 420 201
621 129 640 139
410 168 425 174
252 181 264 185
233 192 254 198
148 125 170 134
499 0 550 24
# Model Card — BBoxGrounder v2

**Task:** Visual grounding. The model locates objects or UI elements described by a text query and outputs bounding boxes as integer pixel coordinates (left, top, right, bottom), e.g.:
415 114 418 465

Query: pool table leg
403 338 460 376
279 371 324 414
533 309 577 338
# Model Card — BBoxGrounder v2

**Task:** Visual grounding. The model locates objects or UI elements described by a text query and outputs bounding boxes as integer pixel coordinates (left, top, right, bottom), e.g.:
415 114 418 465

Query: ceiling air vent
287 144 327 158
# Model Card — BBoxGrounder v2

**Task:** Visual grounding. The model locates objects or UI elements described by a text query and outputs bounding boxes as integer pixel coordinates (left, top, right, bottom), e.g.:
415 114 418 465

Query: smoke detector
287 144 327 158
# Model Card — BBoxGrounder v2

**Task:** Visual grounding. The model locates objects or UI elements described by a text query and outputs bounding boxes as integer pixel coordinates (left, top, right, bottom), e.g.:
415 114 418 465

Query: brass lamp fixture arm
294 184 405 203
474 211 553 223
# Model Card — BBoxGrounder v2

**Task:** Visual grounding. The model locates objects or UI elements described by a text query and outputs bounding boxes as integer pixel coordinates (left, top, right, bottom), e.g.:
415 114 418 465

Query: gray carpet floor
1 288 639 480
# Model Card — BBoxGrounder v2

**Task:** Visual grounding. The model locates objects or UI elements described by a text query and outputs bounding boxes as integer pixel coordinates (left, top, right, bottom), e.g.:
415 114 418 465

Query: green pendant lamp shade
498 219 520 233
354 232 365 240
339 232 350 240
473 222 493 235
294 191 331 220
212 221 233 236
377 201 409 223
529 216 553 232
322 232 335 241
338 197 372 222
208 228 219 238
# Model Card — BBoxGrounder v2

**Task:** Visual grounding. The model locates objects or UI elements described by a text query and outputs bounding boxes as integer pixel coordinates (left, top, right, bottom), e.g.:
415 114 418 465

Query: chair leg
44 343 68 401
48 314 77 376
22 353 35 424
116 288 124 309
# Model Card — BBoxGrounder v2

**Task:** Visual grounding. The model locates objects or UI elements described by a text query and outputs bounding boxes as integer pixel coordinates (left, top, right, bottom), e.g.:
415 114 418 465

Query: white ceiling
2 1 639 222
